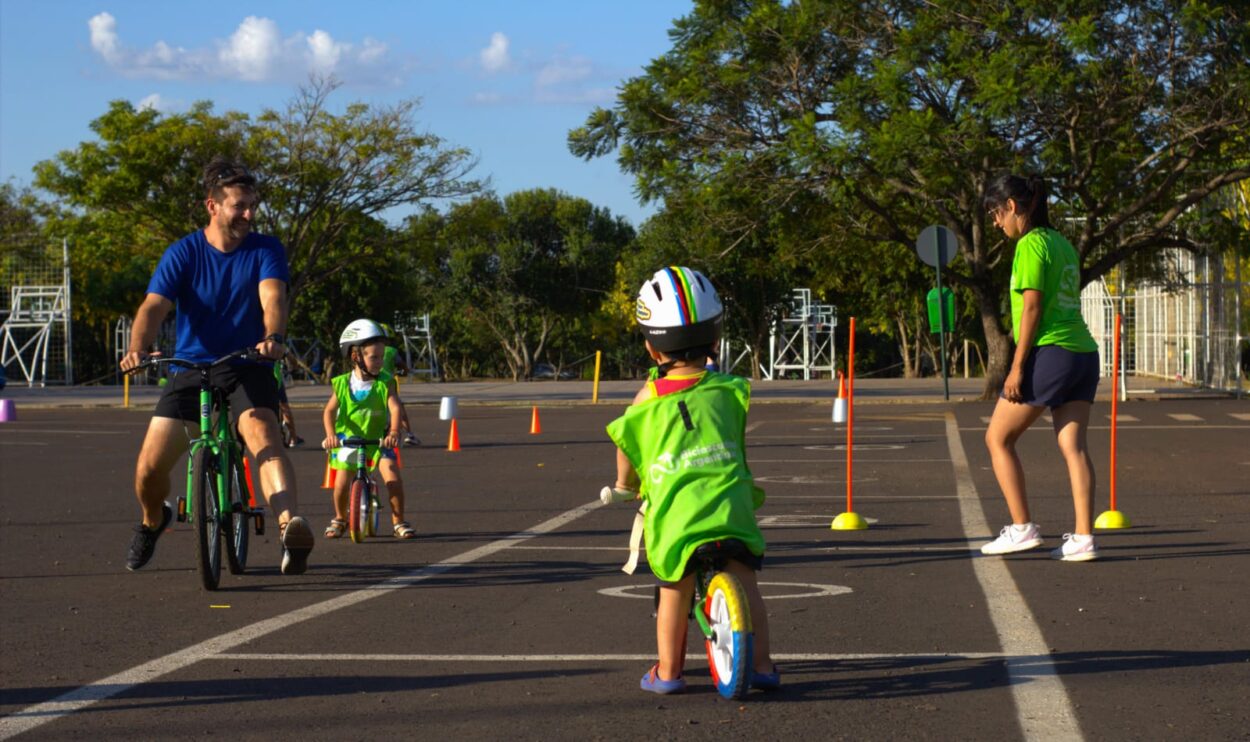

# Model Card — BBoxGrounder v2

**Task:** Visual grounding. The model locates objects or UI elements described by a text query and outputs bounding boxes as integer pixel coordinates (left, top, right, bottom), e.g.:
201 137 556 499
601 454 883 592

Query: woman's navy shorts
1007 345 1100 409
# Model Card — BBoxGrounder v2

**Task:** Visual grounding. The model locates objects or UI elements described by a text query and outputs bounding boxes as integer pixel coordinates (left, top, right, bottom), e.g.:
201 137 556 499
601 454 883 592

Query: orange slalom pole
831 317 866 530
846 316 855 513
1110 312 1119 511
1095 312 1130 529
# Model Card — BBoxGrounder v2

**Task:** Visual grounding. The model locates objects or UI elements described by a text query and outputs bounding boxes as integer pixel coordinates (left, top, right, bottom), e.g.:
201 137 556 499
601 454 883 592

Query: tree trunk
973 280 1011 400
896 314 917 378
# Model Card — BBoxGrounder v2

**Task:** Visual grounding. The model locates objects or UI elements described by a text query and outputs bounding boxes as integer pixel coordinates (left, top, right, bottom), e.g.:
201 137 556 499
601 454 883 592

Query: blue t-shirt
147 230 290 365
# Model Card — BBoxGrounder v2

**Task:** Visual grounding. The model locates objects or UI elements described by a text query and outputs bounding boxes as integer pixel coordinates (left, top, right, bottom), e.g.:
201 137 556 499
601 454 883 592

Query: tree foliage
410 189 634 380
571 0 1250 395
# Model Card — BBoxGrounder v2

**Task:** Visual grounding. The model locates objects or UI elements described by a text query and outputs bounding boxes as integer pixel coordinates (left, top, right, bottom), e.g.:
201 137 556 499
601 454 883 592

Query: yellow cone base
1095 509 1131 530
831 511 868 530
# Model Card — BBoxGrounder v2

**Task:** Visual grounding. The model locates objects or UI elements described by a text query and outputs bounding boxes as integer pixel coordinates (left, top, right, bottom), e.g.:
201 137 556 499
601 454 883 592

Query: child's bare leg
725 560 773 673
332 472 349 521
656 575 695 681
379 458 405 523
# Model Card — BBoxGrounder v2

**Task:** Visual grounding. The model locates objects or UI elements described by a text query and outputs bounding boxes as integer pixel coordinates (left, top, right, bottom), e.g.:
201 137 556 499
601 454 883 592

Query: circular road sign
916 225 958 268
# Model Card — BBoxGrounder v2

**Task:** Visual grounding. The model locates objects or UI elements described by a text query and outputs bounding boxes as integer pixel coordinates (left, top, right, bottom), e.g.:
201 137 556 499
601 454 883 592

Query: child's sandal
324 519 347 539
393 521 416 539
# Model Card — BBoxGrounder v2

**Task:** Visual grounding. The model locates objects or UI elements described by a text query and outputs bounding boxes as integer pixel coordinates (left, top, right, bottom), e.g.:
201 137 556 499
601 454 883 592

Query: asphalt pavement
0 386 1247 740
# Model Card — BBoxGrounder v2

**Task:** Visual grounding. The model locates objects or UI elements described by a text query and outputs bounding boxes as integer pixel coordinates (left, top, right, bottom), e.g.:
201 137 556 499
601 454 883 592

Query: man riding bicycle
119 155 315 575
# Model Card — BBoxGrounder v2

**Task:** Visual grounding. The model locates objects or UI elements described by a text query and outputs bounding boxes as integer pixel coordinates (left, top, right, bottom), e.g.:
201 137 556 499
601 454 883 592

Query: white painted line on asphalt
767 494 955 500
945 411 1083 742
1108 414 1139 422
1167 413 1203 422
745 421 764 433
0 429 128 435
211 651 1002 662
811 545 978 553
1231 413 1250 421
0 501 605 741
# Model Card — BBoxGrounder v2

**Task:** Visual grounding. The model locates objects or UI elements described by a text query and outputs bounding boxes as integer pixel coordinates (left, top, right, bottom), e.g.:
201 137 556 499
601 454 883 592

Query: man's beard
226 219 251 241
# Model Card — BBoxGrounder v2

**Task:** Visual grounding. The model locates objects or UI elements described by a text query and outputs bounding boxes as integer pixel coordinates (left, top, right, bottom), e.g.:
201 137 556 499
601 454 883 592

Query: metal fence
1081 249 1247 394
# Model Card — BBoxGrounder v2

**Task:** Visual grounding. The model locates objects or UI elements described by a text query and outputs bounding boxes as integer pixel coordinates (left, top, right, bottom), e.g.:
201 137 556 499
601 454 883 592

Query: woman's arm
1004 289 1042 402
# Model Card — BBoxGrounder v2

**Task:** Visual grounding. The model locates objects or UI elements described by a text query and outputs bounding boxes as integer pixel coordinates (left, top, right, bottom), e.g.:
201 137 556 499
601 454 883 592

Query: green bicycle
137 348 267 590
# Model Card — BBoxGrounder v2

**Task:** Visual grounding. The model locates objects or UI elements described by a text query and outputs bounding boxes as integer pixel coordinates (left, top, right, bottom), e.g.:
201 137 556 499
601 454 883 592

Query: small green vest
606 372 766 582
330 372 390 470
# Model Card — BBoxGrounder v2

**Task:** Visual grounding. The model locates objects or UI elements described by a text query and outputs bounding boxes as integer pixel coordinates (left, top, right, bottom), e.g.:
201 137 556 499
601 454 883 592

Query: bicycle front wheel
348 479 366 543
223 454 250 575
703 571 754 700
192 448 223 591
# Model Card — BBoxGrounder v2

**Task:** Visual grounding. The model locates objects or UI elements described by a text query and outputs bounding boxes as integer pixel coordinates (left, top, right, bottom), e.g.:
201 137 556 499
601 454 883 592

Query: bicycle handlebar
337 436 383 448
131 346 262 374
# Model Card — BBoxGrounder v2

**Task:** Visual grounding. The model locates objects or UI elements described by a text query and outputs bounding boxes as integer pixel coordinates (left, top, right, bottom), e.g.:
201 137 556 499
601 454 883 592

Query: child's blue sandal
752 667 782 691
640 664 686 694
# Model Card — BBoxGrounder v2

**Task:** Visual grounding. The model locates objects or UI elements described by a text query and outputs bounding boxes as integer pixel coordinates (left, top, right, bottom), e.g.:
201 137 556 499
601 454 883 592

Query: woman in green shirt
981 175 1101 562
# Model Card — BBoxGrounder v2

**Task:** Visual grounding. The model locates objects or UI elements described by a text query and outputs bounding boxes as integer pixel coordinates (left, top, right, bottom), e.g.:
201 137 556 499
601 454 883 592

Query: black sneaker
280 516 314 575
402 432 421 447
126 502 173 571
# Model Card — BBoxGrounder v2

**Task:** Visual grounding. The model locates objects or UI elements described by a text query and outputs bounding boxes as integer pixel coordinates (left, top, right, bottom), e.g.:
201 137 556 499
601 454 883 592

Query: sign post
916 225 957 401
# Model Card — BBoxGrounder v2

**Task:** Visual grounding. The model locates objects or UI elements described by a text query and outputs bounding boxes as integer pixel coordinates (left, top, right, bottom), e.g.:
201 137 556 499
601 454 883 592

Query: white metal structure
1 239 73 386
768 288 837 380
394 312 439 379
1 285 70 387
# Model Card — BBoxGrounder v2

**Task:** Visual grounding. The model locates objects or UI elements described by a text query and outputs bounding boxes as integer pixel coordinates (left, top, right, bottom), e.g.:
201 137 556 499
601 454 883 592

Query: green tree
423 189 634 380
571 0 1250 396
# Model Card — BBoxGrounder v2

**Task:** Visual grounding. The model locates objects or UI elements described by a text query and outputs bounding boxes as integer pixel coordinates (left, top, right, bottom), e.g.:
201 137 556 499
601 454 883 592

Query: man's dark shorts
154 363 281 421
1011 345 1100 409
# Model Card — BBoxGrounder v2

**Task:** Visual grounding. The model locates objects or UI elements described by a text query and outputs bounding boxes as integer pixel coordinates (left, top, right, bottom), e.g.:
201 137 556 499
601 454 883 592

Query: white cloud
136 93 164 111
86 13 397 84
219 16 280 81
307 30 346 73
479 32 511 73
535 57 592 88
88 12 122 64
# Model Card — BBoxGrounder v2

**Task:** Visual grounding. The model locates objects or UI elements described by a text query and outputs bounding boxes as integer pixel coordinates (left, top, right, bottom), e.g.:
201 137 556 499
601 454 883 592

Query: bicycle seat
690 539 752 570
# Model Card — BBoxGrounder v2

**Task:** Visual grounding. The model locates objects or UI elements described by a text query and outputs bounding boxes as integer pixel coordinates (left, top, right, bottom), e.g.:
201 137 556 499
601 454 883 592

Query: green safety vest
606 371 766 582
329 372 390 470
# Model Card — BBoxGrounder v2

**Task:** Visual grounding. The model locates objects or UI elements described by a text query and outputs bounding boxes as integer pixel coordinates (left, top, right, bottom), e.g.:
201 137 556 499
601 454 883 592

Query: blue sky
0 1 692 227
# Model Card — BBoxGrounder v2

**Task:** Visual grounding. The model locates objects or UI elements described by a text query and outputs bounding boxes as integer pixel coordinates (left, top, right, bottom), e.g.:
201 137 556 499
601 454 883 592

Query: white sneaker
981 523 1044 555
1051 533 1099 562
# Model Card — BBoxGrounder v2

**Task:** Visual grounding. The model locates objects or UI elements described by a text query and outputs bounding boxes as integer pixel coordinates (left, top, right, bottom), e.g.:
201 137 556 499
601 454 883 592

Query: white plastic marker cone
832 371 847 424
0 399 15 422
438 396 458 421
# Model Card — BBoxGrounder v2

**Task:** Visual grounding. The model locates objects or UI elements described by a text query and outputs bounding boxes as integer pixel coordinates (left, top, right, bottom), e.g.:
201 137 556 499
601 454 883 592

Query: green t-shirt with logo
605 372 766 583
1010 228 1097 352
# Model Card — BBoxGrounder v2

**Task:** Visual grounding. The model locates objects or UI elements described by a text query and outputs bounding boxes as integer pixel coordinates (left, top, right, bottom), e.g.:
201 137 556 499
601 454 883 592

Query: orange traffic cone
242 457 258 506
833 371 848 424
321 454 336 489
530 406 542 435
447 418 461 452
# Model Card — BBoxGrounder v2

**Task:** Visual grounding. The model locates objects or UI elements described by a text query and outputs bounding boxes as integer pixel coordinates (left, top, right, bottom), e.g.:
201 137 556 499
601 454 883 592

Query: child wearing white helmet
320 319 416 540
604 266 778 694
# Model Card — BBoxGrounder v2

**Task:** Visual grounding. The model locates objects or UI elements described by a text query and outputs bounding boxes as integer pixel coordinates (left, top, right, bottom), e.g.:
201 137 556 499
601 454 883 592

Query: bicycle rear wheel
349 479 367 543
224 454 250 575
192 448 223 591
703 571 754 700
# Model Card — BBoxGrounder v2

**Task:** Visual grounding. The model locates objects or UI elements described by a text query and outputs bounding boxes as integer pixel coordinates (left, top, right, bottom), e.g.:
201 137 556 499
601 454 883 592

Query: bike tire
365 481 379 537
349 479 366 543
224 454 249 575
192 448 223 591
703 571 754 700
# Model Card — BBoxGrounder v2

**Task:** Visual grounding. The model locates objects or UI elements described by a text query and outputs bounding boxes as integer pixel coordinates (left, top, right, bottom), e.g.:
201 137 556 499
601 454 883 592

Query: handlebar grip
600 486 638 505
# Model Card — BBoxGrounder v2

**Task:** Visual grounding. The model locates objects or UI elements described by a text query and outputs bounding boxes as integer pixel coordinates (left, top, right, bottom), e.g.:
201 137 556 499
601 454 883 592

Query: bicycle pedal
176 496 188 522
253 513 265 536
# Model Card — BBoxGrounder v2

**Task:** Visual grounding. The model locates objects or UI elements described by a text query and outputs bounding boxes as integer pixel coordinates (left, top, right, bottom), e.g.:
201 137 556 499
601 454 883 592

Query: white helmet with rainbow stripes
635 266 724 353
